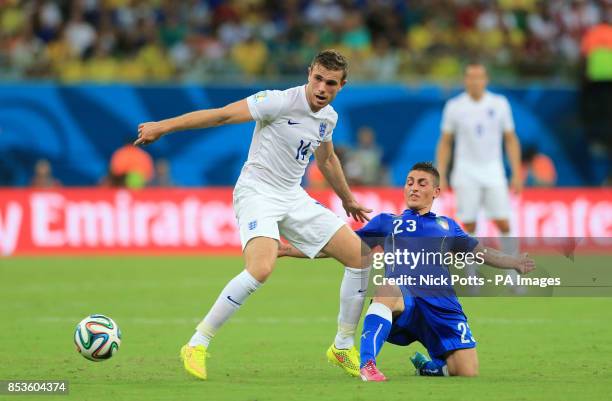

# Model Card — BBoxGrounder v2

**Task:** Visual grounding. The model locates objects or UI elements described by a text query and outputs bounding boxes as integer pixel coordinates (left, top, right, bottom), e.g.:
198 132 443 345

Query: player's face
464 65 488 98
404 170 440 211
306 64 346 111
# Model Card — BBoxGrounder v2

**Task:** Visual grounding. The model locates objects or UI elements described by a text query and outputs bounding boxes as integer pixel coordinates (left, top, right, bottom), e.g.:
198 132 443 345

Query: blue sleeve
355 214 387 248
449 219 478 252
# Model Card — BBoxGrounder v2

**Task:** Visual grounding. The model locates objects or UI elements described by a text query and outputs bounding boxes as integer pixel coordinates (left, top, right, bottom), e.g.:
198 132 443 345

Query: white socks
189 265 371 349
334 266 371 349
189 269 262 347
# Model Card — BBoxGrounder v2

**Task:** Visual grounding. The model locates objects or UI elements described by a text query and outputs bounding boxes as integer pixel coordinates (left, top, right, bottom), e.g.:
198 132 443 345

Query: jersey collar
465 90 491 104
405 208 437 218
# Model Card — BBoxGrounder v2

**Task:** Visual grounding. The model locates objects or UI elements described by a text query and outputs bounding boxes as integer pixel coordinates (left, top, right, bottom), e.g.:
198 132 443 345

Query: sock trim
241 269 263 291
367 302 392 322
344 266 371 278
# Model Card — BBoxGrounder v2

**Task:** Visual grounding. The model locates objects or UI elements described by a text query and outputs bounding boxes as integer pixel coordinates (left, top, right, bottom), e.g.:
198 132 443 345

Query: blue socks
418 359 448 376
411 352 449 376
359 303 392 368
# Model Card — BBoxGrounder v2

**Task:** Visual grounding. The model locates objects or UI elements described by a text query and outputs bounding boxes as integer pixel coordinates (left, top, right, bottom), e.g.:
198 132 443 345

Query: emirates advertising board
0 188 610 256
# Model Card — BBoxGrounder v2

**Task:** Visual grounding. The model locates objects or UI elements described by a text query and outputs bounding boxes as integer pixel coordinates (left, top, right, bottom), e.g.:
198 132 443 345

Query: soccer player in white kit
135 50 372 380
436 63 523 289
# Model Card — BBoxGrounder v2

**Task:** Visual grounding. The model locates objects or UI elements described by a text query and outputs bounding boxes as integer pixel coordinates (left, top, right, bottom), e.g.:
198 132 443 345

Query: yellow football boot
326 344 360 377
180 344 207 380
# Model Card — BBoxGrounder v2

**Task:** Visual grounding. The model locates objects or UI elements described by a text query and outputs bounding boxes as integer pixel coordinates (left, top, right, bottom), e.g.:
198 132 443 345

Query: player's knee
446 349 479 377
372 295 403 313
452 365 479 377
245 263 274 283
447 359 479 377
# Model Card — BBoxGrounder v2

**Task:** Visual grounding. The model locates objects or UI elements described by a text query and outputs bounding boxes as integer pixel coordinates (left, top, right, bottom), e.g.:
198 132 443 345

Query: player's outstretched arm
475 244 535 274
314 142 372 222
134 99 253 146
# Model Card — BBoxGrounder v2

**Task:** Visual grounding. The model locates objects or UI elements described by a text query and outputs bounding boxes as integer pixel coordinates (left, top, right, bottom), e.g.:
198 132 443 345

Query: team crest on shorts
248 220 257 230
435 217 449 231
319 122 327 138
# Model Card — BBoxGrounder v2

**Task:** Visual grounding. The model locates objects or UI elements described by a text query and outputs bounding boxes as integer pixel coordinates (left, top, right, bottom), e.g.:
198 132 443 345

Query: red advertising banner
0 188 611 256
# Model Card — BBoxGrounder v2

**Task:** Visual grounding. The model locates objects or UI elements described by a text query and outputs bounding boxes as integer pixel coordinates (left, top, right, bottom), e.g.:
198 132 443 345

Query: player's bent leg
358 298 399 382
360 287 408 381
243 236 279 283
372 285 405 312
445 348 479 377
322 226 370 376
321 224 366 268
183 237 275 379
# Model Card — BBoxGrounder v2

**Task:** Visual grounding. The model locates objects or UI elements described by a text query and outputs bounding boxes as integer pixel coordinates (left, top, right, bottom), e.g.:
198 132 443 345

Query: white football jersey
239 85 338 191
441 91 515 186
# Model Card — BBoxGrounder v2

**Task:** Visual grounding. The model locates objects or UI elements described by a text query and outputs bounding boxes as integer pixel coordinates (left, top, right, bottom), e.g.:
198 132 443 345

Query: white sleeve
440 101 455 134
500 97 515 132
322 112 338 142
246 90 286 122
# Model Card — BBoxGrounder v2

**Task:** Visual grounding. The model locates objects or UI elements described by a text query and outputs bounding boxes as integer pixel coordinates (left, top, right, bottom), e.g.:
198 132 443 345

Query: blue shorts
386 287 476 361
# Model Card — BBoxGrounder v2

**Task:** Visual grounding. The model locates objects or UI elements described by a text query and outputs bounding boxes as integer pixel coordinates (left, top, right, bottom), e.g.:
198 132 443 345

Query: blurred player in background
135 50 371 380
279 162 536 381
436 63 523 286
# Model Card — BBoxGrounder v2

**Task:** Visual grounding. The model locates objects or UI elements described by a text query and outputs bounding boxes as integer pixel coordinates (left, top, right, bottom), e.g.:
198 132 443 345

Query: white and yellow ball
74 314 121 361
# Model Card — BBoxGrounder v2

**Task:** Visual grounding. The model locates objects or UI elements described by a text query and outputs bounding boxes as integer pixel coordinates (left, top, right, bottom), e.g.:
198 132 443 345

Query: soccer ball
74 314 121 361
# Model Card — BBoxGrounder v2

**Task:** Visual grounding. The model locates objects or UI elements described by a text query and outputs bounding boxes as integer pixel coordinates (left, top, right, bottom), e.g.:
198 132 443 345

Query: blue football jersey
356 209 478 312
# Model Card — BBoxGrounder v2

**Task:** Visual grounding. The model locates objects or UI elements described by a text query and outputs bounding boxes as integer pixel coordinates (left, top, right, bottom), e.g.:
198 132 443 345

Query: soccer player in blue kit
279 162 535 381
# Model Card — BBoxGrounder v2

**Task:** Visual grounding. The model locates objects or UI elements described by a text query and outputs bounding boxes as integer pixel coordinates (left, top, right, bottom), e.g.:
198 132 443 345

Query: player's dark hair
464 61 488 74
310 50 348 80
410 162 440 187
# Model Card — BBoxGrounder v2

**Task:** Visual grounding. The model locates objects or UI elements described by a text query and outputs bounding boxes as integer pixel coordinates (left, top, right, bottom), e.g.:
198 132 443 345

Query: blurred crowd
31 125 561 189
1 0 610 83
29 128 391 189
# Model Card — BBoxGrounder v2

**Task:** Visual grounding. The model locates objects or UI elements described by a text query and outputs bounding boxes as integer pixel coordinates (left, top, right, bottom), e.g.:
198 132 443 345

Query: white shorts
453 184 510 223
233 181 345 258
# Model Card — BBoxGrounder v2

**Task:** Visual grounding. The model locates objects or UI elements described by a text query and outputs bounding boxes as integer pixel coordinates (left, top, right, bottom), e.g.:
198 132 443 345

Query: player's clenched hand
342 199 372 223
514 252 535 274
134 121 170 146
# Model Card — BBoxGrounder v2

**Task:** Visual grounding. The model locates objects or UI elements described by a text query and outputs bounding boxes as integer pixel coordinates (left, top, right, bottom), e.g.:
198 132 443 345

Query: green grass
1 256 611 401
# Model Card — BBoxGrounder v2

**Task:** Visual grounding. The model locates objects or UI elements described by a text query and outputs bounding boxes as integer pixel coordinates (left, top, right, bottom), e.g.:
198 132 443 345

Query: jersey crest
435 217 449 231
319 122 327 138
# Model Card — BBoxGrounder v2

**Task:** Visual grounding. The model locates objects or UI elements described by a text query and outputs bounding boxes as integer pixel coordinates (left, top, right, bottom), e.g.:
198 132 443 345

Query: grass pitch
1 256 611 401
